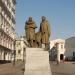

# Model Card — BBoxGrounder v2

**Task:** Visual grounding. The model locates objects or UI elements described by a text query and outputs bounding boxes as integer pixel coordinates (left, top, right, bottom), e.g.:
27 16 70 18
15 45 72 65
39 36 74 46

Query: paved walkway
50 61 75 75
0 61 25 75
1 61 75 75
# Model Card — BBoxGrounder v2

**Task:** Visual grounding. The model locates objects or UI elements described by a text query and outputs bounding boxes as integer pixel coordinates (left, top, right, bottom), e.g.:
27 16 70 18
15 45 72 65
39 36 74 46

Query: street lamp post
55 43 60 64
13 50 16 65
13 39 16 66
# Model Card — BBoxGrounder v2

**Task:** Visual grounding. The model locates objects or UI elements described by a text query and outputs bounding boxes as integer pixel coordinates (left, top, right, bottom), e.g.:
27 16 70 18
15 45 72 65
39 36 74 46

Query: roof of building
50 39 65 44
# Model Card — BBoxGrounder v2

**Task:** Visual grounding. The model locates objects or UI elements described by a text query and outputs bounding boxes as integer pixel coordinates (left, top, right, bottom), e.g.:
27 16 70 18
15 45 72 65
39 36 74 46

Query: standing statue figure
25 17 37 47
40 16 51 50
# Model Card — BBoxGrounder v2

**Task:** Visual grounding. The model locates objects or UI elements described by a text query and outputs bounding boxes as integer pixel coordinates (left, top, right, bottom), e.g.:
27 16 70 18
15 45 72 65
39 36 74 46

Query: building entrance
60 54 64 60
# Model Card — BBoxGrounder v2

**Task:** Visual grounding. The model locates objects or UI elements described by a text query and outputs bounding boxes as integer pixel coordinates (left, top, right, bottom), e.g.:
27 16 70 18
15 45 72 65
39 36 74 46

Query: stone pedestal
24 48 52 75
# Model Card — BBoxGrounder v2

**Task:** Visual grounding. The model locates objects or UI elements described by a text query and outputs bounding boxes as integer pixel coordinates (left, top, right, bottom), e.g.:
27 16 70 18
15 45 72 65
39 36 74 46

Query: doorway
60 54 64 60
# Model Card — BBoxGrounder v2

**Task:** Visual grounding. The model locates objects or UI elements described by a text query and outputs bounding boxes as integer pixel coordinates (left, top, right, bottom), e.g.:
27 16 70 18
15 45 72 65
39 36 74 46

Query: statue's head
41 16 46 21
28 17 32 22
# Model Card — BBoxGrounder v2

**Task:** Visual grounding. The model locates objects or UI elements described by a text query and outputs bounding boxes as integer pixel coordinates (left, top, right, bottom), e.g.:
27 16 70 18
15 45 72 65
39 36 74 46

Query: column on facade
4 52 8 61
0 6 1 27
1 50 4 60
6 52 11 61
0 49 2 60
0 32 2 44
0 7 2 28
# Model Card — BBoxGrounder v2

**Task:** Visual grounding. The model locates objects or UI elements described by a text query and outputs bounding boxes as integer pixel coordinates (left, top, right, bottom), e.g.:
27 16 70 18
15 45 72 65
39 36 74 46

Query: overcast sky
16 0 75 40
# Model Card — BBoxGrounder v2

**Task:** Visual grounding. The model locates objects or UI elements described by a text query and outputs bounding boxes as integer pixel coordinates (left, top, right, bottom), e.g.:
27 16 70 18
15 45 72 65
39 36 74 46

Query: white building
50 39 65 62
65 37 75 61
15 36 28 61
0 0 16 62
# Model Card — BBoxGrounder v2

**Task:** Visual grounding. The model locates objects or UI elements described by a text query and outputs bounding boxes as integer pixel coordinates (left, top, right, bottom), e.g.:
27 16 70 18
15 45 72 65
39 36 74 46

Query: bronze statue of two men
25 16 51 50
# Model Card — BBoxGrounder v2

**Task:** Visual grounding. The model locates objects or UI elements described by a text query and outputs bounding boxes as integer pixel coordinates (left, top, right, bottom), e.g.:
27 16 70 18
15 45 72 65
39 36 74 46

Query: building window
73 52 75 57
18 50 21 54
19 42 20 45
16 42 20 47
23 48 25 52
61 44 63 49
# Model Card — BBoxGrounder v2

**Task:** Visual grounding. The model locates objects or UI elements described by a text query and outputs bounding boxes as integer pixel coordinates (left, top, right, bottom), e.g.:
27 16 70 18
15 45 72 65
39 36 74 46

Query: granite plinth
24 48 52 75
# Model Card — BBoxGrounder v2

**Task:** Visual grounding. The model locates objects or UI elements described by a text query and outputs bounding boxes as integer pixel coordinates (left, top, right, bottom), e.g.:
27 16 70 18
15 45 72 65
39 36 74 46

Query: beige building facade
0 0 16 62
15 36 28 61
50 38 75 62
50 39 65 62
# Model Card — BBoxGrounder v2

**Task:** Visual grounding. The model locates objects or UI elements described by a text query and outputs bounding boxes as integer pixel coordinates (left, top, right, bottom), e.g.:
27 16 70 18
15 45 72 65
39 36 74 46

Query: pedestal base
24 48 52 75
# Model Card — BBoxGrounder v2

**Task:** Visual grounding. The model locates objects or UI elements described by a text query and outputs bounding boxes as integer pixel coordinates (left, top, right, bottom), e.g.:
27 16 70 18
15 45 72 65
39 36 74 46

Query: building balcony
0 30 15 51
12 0 16 5
0 0 11 19
0 26 14 41
0 13 11 28
12 16 16 24
12 7 15 15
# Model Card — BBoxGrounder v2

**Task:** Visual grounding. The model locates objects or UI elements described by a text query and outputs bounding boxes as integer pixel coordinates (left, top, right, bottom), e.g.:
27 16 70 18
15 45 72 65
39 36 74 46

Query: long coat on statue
40 20 50 44
25 21 36 41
